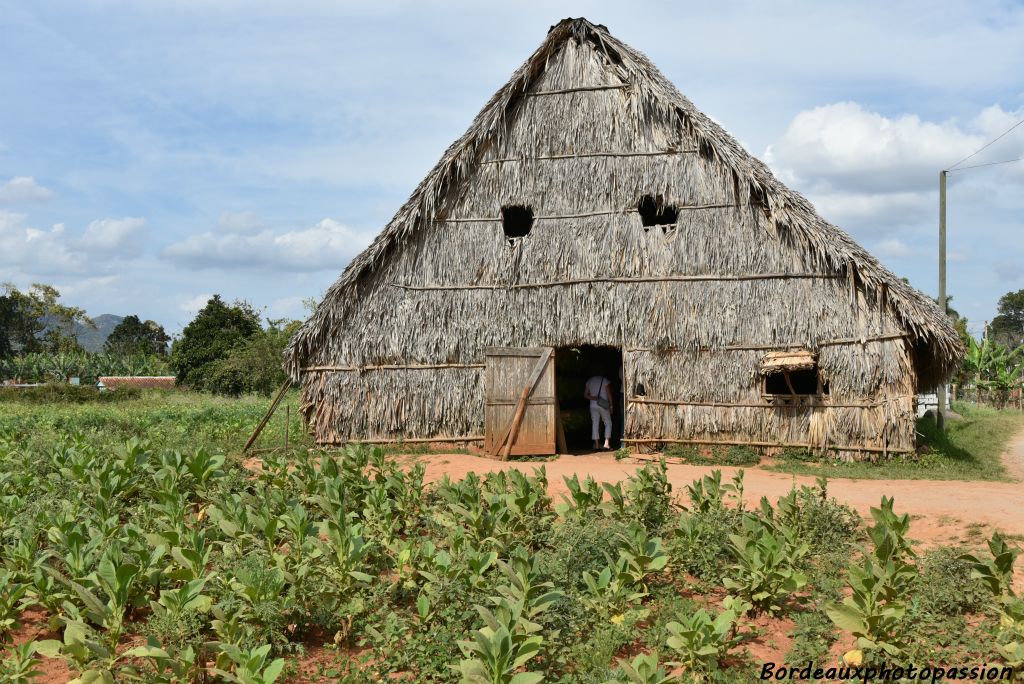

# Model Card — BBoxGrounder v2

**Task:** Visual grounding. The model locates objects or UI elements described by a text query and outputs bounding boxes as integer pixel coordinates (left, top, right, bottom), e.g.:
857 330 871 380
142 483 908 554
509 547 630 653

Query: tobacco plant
0 641 45 682
961 532 1024 669
723 515 808 616
826 497 917 658
608 651 677 684
664 596 749 674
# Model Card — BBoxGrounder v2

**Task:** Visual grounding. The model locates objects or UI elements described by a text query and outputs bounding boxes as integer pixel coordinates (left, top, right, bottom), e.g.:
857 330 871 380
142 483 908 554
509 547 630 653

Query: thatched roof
285 17 962 387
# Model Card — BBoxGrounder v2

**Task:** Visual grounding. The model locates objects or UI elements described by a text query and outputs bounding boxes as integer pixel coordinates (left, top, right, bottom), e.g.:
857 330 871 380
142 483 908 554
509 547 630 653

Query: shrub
169 295 262 390
205 321 300 397
0 384 141 403
771 478 861 555
915 546 989 615
671 507 739 583
536 517 634 591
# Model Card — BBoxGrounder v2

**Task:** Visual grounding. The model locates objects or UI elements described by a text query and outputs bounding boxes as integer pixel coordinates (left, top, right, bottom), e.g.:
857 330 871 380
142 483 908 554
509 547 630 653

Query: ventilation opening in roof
638 195 678 228
501 205 534 239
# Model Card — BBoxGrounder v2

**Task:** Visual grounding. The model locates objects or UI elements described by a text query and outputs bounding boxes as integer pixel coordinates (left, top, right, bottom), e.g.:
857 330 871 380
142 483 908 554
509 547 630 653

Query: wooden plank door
485 347 556 456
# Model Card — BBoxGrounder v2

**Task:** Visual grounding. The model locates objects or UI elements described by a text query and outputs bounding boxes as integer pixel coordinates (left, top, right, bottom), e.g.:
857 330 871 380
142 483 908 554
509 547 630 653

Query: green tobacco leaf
825 603 865 633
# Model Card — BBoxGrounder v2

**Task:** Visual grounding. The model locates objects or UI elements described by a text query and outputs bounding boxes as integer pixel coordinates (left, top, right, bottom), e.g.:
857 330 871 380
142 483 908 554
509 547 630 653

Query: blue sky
1 1 1022 337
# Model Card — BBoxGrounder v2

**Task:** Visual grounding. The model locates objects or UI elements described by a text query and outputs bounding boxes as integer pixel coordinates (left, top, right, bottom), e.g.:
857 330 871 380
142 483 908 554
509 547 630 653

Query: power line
947 116 1024 171
948 156 1023 172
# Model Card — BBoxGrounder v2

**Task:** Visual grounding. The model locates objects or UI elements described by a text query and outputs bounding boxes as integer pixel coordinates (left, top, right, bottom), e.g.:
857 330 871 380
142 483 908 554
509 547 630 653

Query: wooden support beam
621 437 913 454
242 379 293 454
393 273 842 292
479 149 699 164
435 203 756 223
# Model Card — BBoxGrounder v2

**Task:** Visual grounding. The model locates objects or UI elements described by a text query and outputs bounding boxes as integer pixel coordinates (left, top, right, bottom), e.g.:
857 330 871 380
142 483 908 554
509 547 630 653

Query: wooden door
484 347 557 456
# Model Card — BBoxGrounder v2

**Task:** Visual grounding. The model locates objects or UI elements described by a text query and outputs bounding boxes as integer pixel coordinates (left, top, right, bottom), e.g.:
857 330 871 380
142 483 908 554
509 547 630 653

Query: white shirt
585 375 610 409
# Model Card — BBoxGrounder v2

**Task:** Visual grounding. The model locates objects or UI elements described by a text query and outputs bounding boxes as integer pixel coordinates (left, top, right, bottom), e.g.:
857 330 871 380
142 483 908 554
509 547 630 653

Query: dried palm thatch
283 17 962 458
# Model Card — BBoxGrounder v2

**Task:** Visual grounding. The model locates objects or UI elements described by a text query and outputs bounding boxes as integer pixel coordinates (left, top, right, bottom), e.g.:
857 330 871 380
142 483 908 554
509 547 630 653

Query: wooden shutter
484 347 557 456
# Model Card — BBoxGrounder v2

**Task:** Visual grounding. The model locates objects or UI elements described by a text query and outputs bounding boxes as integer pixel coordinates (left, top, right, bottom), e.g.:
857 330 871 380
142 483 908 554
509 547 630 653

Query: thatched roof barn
284 17 962 459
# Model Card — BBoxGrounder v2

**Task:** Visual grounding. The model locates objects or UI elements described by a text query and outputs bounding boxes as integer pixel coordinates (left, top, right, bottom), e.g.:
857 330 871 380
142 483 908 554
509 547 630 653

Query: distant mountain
75 314 124 352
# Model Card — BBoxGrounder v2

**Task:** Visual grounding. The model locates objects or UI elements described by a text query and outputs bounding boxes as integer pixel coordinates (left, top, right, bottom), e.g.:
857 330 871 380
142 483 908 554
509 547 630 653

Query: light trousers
590 404 612 440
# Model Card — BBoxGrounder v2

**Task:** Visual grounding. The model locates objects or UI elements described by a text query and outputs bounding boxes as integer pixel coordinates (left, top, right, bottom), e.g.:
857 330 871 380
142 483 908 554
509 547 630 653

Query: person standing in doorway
585 373 613 450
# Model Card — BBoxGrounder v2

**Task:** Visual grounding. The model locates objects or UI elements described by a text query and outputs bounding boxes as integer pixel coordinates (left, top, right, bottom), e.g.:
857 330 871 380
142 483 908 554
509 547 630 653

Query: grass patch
768 401 1024 481
0 388 312 455
664 444 760 466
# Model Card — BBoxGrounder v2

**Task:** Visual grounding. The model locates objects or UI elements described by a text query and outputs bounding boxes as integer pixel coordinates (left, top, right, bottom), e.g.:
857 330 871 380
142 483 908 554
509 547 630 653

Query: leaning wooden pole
243 379 293 454
499 386 531 461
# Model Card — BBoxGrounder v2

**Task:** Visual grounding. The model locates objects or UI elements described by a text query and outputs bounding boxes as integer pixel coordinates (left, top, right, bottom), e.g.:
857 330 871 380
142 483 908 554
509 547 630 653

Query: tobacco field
0 394 1023 682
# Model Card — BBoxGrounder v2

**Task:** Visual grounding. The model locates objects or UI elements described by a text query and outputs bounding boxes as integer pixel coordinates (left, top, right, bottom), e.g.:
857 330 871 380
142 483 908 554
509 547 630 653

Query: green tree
206 319 300 396
104 315 170 356
990 289 1024 348
0 293 16 358
169 295 261 389
937 295 971 349
0 283 93 356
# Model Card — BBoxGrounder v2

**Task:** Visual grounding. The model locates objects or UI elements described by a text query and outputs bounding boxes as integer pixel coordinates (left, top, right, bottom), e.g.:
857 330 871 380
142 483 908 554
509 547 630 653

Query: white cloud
0 176 55 204
765 102 988 194
812 190 931 229
0 211 149 277
0 210 84 275
162 217 370 271
79 217 146 255
180 293 214 315
218 210 265 234
765 102 1024 232
266 295 307 320
874 238 914 259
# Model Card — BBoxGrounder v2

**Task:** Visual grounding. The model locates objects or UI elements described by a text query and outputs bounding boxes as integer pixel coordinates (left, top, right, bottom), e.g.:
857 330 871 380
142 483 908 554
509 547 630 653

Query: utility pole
936 169 948 431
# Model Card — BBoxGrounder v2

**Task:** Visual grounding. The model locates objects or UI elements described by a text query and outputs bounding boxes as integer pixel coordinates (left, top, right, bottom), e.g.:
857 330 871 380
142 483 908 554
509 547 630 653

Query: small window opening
764 368 829 396
501 205 534 239
638 195 678 228
633 382 647 397
749 183 767 208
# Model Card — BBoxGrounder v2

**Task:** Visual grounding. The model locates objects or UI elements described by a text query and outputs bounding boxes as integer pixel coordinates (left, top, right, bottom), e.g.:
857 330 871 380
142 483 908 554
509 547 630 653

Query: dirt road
407 430 1024 546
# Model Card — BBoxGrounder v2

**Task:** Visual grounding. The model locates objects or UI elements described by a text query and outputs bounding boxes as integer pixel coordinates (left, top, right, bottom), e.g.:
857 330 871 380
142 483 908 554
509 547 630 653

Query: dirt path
405 436 1024 547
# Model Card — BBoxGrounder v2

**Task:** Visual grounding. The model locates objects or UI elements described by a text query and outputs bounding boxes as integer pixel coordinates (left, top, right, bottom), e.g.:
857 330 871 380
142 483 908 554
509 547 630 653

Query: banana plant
963 336 1024 397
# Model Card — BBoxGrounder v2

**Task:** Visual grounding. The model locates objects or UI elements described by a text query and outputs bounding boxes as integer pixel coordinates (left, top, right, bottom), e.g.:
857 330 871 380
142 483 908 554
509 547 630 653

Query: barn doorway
555 345 624 451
